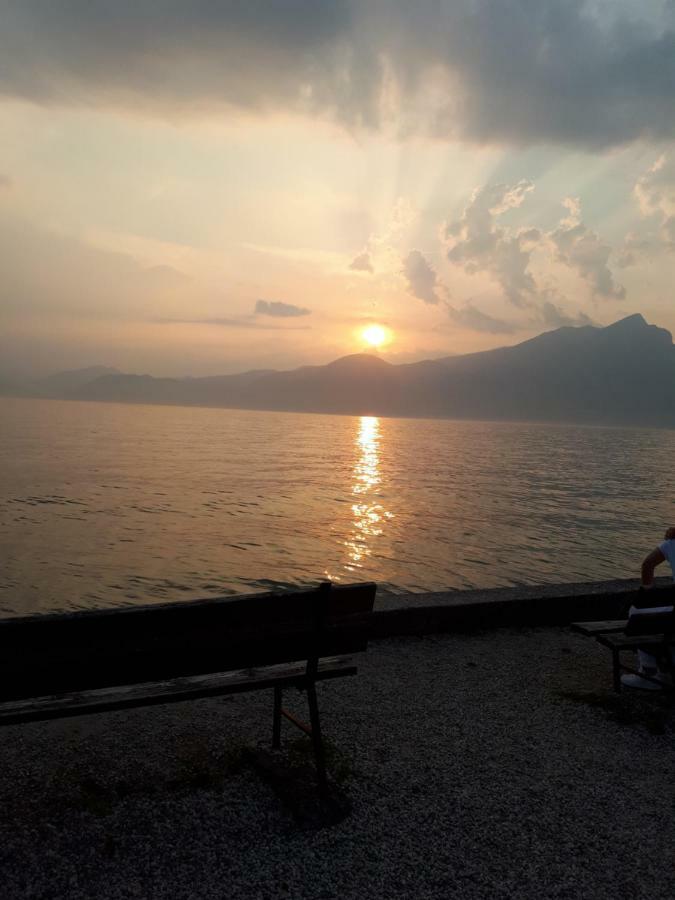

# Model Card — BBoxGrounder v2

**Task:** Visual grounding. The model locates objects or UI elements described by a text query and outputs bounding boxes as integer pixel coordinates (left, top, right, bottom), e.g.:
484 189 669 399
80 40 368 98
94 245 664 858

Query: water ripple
1 397 674 615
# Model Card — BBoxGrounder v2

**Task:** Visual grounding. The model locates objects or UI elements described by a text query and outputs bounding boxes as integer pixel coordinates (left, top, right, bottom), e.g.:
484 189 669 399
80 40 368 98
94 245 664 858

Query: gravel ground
0 627 673 900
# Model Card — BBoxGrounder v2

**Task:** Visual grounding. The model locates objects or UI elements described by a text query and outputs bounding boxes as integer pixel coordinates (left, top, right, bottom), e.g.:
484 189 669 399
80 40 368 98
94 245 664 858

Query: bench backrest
0 582 376 702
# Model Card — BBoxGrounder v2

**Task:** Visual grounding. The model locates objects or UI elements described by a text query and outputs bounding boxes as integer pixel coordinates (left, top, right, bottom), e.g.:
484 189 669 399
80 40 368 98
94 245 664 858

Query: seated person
622 527 675 689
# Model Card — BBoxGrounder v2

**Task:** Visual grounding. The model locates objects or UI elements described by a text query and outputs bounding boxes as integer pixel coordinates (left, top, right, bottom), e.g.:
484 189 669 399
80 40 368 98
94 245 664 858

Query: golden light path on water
341 416 394 578
4 398 675 613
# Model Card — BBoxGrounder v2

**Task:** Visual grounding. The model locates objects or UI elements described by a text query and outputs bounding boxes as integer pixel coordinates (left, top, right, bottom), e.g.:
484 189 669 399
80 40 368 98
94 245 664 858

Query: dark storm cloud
254 299 311 317
0 1 367 119
1 1 674 147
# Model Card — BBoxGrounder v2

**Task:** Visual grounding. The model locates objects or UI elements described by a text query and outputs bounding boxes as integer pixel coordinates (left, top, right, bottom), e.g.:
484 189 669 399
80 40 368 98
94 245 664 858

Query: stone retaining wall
372 577 673 638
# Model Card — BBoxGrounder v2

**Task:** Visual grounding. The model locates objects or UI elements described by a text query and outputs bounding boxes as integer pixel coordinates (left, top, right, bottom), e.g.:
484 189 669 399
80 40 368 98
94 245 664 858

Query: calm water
1 397 674 616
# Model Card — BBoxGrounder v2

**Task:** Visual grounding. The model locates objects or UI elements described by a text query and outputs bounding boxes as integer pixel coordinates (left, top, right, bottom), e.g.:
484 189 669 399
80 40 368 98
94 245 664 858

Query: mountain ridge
4 315 674 428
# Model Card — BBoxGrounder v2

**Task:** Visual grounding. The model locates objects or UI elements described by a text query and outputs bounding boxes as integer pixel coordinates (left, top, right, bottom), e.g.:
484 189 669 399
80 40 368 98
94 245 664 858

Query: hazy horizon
2 311 670 382
3 313 672 431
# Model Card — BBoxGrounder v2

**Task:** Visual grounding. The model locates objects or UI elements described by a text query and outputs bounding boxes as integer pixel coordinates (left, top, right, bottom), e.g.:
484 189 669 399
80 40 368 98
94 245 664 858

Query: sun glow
360 324 389 348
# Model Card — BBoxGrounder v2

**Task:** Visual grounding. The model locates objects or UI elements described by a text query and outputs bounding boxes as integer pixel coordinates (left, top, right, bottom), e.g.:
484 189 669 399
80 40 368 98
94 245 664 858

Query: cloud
636 153 675 218
617 152 675 265
158 316 310 331
349 251 373 273
402 250 442 305
0 214 192 320
539 301 595 328
131 264 191 288
444 181 541 307
615 231 659 268
400 246 515 333
634 153 675 250
444 180 626 306
1 2 674 147
550 198 625 300
446 302 516 334
254 299 311 317
347 200 416 276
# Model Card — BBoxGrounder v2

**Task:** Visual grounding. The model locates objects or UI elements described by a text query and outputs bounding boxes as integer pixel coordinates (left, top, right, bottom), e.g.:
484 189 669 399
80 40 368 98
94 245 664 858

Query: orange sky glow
0 3 674 377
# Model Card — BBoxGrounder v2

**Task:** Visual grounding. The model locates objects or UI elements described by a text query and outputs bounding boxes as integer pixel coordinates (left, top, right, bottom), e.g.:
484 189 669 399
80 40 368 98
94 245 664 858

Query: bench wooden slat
0 656 358 726
595 633 672 650
572 590 675 693
0 583 376 702
0 582 377 799
571 620 627 636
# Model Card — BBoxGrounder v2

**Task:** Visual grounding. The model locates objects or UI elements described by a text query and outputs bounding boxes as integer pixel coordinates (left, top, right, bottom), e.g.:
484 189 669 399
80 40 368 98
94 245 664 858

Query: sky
1 0 674 377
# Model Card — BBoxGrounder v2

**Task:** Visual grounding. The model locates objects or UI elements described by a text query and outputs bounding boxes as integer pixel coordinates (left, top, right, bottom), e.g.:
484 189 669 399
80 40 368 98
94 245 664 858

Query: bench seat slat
571 591 675 694
595 633 673 650
571 620 627 636
0 656 357 727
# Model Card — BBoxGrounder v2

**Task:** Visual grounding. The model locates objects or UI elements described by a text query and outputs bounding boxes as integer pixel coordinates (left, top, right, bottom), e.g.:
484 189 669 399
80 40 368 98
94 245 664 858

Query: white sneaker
620 672 663 691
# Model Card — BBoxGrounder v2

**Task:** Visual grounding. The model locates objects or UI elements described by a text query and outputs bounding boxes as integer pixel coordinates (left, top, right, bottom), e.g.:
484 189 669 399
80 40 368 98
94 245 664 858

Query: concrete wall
372 578 674 638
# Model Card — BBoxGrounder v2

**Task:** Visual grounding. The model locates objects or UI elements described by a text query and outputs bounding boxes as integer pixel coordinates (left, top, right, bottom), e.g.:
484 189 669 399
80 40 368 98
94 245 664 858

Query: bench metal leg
612 649 621 693
270 678 330 797
306 681 328 798
664 647 675 690
655 644 675 692
272 686 282 749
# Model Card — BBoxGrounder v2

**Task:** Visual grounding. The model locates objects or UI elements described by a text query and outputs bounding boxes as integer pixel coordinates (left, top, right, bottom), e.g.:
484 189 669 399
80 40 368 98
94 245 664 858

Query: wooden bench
572 587 675 692
0 581 376 795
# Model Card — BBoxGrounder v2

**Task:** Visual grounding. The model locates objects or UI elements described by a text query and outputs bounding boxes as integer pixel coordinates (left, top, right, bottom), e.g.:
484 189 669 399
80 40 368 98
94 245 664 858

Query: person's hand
665 527 675 541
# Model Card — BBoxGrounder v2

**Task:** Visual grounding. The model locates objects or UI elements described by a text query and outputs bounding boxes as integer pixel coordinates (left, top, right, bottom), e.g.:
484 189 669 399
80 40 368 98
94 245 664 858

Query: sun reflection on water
342 416 393 574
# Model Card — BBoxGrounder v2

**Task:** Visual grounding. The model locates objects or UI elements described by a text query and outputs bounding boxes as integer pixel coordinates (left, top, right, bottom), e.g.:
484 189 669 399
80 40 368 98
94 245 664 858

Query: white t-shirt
630 538 675 617
659 539 675 580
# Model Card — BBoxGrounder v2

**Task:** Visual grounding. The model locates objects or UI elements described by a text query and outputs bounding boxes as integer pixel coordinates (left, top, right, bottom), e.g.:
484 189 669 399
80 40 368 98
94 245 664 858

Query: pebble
0 627 673 899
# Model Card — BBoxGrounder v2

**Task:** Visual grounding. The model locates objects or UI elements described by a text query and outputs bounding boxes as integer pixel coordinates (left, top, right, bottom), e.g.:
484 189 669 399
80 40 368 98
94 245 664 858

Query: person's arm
641 548 666 587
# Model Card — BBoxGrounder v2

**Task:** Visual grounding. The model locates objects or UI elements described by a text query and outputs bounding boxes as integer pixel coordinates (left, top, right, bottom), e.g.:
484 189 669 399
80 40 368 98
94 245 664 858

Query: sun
361 324 389 349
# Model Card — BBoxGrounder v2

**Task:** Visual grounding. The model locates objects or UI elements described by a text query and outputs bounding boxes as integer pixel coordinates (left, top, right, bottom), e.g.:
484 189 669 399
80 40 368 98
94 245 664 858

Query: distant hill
0 373 25 397
30 366 121 398
9 315 675 427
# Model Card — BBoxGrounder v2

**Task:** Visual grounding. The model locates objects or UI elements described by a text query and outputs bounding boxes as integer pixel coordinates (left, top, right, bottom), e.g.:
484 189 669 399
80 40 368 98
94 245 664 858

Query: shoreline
4 393 675 433
2 576 670 625
4 575 671 649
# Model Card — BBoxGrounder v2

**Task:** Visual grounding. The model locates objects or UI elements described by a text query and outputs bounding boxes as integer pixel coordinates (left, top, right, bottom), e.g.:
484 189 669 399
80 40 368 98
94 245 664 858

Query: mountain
29 366 121 397
0 373 26 397
14 315 675 427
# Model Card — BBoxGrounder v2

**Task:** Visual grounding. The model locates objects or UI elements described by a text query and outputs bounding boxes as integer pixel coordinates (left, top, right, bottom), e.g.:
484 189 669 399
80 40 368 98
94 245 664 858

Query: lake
1 396 673 616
